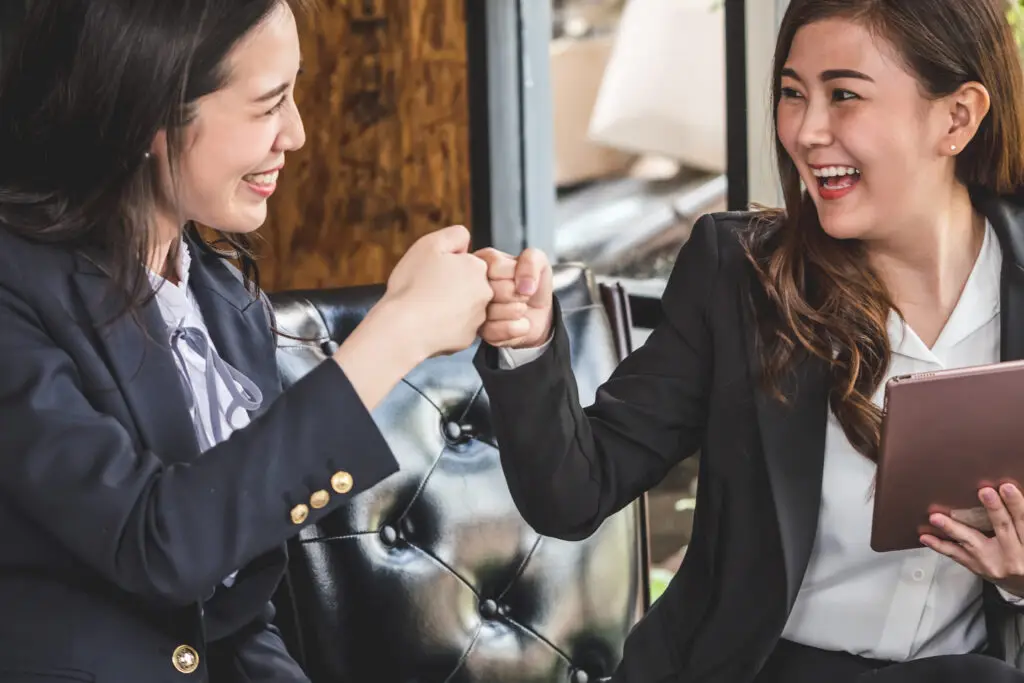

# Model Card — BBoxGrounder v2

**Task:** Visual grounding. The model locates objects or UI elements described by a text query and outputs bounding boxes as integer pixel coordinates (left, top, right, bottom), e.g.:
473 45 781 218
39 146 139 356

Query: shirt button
912 568 926 581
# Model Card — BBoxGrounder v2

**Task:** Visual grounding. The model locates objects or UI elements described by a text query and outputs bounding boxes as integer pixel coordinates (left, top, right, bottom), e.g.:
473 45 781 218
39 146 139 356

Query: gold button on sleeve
290 503 309 525
331 471 353 494
310 489 330 509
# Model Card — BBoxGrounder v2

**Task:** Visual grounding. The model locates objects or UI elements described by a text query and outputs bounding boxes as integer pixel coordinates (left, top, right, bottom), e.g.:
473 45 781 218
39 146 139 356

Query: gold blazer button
331 471 353 494
290 503 309 525
172 644 199 674
310 490 330 509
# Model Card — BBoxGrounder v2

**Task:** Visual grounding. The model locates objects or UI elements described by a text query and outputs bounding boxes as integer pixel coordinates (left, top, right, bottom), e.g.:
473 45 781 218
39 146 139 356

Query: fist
474 247 554 349
385 225 493 358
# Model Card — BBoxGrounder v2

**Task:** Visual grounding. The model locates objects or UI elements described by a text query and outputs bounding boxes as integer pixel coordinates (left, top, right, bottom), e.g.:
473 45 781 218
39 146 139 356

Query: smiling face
153 1 305 237
775 17 958 242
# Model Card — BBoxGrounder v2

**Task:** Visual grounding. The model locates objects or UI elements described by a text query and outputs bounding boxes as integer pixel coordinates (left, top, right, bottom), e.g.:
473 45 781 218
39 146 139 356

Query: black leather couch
268 264 650 683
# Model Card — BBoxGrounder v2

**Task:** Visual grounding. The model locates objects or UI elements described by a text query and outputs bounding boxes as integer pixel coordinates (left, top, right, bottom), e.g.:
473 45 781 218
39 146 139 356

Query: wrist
337 296 427 370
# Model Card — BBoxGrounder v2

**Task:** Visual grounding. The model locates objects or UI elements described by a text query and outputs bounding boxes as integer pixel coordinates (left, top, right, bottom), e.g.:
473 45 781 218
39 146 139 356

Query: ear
150 129 168 158
941 81 990 157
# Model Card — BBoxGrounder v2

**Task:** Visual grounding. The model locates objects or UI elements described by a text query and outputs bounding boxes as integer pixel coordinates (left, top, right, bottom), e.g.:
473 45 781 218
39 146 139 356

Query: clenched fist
474 247 554 349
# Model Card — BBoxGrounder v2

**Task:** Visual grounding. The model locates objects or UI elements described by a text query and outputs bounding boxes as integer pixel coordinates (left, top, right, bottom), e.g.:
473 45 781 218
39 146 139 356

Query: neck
148 210 184 285
865 183 985 314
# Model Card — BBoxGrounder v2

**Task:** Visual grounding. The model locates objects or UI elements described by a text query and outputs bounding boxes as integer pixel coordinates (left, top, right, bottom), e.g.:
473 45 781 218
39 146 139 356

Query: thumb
514 247 550 298
431 225 471 254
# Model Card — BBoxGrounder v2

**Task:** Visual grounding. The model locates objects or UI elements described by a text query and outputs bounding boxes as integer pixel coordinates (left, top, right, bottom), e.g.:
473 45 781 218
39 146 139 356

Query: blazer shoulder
0 225 77 296
668 210 778 299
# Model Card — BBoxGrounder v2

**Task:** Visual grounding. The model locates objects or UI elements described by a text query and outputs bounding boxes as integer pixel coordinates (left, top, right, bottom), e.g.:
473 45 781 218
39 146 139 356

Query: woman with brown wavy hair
473 0 1024 681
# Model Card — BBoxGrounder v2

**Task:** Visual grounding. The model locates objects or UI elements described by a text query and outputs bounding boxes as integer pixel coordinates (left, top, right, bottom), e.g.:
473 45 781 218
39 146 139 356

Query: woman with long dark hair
476 0 1024 681
0 1 492 680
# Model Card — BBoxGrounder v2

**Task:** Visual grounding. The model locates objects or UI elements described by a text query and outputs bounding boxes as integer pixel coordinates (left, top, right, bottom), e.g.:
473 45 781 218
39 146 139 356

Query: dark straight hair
742 0 1024 462
0 0 307 315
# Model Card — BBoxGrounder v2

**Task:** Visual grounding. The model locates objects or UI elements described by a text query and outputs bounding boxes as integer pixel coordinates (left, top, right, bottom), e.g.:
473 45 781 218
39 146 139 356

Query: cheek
775 106 801 155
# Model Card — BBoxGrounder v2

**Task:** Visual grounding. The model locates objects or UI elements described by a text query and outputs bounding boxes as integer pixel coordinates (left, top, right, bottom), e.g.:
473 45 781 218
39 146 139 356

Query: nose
796 98 833 150
275 101 306 152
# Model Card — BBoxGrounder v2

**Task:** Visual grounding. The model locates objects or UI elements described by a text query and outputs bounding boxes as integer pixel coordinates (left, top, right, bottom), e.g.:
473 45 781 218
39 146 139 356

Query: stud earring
950 145 957 152
143 152 152 160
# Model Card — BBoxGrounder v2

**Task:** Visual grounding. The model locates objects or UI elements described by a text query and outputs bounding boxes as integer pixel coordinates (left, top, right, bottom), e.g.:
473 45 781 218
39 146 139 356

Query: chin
215 208 268 235
817 214 872 241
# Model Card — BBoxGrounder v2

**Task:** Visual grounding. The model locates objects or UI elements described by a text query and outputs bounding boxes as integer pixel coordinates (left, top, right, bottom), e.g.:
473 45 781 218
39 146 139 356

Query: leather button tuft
479 599 498 619
290 504 309 525
172 644 200 674
379 525 398 546
571 670 589 683
321 339 339 356
443 421 463 442
309 489 330 509
331 471 353 494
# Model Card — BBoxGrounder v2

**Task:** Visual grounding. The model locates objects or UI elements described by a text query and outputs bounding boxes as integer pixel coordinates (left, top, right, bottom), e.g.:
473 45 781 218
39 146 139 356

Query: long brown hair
744 0 1024 461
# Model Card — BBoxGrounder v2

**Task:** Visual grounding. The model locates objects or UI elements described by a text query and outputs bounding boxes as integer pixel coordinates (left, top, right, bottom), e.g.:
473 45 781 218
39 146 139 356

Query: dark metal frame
466 0 753 291
465 0 556 256
724 0 750 212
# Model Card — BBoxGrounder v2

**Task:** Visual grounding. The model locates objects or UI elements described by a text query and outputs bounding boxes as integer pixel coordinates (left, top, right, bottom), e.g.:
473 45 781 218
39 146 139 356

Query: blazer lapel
184 243 282 411
740 285 831 610
976 192 1024 363
71 254 200 461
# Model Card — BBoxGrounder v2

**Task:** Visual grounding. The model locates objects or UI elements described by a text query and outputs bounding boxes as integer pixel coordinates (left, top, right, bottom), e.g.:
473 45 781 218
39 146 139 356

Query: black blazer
475 193 1024 683
0 228 399 683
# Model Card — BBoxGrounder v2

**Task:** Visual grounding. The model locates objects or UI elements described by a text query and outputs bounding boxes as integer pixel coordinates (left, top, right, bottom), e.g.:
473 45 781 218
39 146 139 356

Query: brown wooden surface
259 0 471 292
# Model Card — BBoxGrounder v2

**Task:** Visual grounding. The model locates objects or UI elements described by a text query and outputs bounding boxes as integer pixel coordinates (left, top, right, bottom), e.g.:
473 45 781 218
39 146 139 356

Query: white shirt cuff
997 585 1024 606
497 337 553 369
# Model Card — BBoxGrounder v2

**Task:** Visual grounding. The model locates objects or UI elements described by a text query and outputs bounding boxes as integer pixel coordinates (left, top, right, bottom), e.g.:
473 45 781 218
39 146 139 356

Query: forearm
475 313 609 540
331 297 427 412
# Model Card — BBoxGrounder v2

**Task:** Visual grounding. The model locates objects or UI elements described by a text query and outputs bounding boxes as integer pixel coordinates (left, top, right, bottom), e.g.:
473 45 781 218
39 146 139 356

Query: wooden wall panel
259 0 471 292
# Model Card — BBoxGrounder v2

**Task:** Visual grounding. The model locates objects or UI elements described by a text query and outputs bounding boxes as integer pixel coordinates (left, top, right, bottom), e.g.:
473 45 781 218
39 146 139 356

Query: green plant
1012 0 1024 59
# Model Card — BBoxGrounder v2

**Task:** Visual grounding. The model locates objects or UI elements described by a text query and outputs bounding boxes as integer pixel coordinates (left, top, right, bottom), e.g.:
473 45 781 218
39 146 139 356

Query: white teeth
812 165 860 178
244 170 279 185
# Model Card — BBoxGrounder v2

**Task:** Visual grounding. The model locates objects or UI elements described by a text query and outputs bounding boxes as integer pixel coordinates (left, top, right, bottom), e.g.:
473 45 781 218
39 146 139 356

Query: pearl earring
143 152 152 160
950 145 957 152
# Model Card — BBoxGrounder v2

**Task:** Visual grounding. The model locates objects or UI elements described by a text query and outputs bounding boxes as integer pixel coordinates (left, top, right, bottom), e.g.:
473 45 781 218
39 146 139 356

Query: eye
832 88 859 103
265 95 287 116
780 86 803 100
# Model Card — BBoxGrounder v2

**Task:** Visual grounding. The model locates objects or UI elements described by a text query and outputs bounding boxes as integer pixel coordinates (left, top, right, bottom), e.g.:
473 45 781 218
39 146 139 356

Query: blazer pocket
0 668 95 683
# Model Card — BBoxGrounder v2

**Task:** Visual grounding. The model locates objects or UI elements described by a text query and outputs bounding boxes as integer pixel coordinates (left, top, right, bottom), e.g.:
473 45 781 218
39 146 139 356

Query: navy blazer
0 227 399 682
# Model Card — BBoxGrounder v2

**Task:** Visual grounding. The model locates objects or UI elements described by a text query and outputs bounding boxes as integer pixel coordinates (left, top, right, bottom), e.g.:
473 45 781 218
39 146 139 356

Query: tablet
870 359 1024 552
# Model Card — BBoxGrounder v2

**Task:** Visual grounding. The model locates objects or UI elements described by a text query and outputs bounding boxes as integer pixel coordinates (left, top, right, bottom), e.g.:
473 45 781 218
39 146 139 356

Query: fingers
928 512 989 551
473 248 517 279
480 319 531 344
431 225 472 254
513 247 550 297
920 533 982 574
999 483 1024 530
980 487 1020 551
488 301 529 321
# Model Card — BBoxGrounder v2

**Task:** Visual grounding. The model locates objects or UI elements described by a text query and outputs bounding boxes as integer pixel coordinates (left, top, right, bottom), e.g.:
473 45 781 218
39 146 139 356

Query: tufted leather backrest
268 265 649 683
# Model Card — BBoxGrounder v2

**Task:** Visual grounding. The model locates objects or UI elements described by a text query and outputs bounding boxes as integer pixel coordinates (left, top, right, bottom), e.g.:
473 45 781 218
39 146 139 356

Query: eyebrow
254 82 289 103
781 67 875 83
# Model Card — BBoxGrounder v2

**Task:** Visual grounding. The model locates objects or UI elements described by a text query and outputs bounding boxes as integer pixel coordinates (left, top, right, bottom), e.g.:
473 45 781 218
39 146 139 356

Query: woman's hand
474 247 554 349
921 484 1024 598
380 225 494 359
332 226 493 411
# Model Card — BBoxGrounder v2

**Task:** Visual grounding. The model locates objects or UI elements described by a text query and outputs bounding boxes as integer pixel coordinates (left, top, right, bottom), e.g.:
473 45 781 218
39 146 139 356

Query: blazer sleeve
0 282 399 605
473 214 720 541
